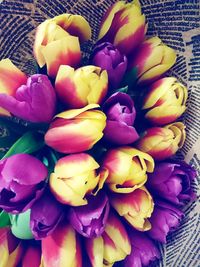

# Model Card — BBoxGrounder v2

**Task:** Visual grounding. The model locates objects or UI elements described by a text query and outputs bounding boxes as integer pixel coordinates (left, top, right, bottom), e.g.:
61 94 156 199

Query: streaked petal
85 237 104 267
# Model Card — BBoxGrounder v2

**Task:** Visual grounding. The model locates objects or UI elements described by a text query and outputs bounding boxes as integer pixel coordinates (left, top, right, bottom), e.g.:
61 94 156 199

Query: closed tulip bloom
137 122 186 160
69 191 110 238
50 153 107 206
0 154 48 213
0 59 27 116
98 0 147 55
0 227 23 267
124 228 160 267
41 222 82 267
102 147 154 193
0 74 56 123
103 92 139 145
147 161 196 205
30 190 64 239
22 245 41 267
55 65 108 108
45 104 106 154
85 211 131 267
34 13 91 77
143 77 188 125
128 36 176 85
110 186 154 231
148 200 183 243
91 42 127 89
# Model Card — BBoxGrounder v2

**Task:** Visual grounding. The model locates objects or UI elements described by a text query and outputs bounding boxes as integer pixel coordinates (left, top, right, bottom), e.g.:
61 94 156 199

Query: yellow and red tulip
110 186 154 231
22 245 41 267
143 77 188 125
0 227 23 267
0 58 27 116
128 36 176 85
55 65 108 108
45 104 106 154
85 211 131 266
98 0 147 55
33 14 91 78
50 153 107 206
137 122 186 160
102 146 154 193
41 222 82 267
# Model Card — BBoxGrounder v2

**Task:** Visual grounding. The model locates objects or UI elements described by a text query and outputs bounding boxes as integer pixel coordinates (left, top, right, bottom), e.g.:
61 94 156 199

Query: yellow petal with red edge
98 1 126 40
165 122 186 148
85 237 104 267
0 59 27 95
42 222 82 267
0 228 9 267
7 243 23 267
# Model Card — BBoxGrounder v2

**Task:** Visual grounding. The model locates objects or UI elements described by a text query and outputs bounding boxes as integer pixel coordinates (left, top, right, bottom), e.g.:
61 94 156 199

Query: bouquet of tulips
0 1 197 266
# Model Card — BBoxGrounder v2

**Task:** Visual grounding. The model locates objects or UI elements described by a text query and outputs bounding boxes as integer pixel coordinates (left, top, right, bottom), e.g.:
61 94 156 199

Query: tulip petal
85 236 104 267
22 245 41 267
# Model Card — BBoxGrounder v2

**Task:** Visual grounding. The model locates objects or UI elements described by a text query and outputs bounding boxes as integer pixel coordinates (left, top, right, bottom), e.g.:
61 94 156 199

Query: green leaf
2 131 45 159
0 210 11 228
122 67 138 89
112 85 129 94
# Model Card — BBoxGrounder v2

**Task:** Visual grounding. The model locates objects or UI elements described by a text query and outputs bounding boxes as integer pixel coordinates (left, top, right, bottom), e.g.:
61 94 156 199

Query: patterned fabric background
0 0 200 266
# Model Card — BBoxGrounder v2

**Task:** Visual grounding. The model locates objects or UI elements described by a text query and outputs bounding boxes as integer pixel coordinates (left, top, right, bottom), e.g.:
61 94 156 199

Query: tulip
41 222 82 267
55 65 108 108
0 227 23 267
137 122 186 160
103 92 139 145
143 77 188 125
110 186 154 231
128 36 176 85
50 153 108 206
98 0 147 55
91 42 127 89
148 200 183 243
124 228 160 267
30 190 64 239
22 245 41 267
34 13 91 77
0 74 56 123
45 104 106 154
0 58 27 116
102 147 154 193
0 154 48 213
85 211 131 266
69 191 110 238
147 160 196 205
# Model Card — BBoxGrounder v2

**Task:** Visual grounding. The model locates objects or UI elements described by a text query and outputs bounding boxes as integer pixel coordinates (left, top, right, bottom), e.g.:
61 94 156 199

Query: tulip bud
147 200 183 243
22 245 41 267
50 153 107 206
137 122 186 160
0 74 56 123
143 77 188 125
128 36 176 85
42 222 82 267
98 0 147 55
91 42 127 89
110 186 154 231
103 92 139 145
85 211 131 266
55 65 108 108
69 191 110 238
147 160 196 205
0 58 27 116
0 154 48 213
102 147 154 193
45 104 106 154
34 13 91 77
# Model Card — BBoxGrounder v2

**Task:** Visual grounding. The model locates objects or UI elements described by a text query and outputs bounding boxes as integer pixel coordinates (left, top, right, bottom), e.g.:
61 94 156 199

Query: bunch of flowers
0 1 196 266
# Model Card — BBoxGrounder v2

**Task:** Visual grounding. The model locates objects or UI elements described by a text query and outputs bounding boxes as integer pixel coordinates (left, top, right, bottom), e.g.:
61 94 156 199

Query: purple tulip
91 42 127 89
30 190 64 239
147 161 196 205
103 92 139 144
124 228 160 267
0 74 56 123
148 200 184 243
0 154 48 214
69 191 110 238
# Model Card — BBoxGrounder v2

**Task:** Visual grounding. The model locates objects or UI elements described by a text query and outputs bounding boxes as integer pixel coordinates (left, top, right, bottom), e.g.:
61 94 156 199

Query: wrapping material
0 0 199 266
